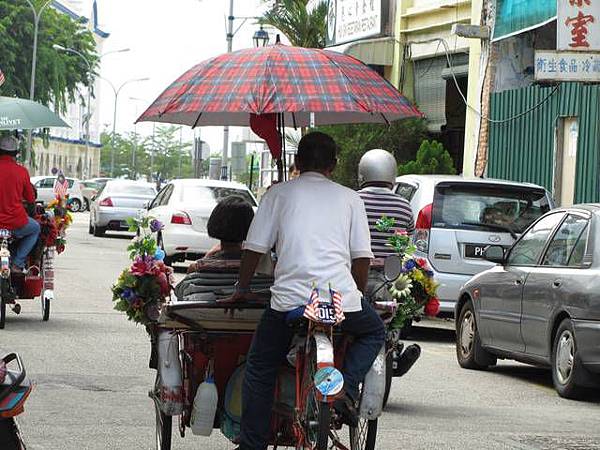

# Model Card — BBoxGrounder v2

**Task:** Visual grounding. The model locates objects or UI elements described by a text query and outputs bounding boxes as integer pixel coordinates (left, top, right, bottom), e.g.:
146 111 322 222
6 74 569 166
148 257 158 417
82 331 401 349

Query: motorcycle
0 353 32 449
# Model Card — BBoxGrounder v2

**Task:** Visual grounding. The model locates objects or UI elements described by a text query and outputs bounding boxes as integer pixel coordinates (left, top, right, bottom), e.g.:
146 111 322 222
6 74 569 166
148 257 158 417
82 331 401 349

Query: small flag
0 67 5 87
53 173 69 199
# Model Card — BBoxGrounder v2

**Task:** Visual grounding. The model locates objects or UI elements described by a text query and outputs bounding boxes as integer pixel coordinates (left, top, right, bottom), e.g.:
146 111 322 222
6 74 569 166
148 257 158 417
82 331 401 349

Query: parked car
30 175 85 212
394 175 553 314
145 179 257 265
455 205 600 399
81 179 111 211
89 180 157 237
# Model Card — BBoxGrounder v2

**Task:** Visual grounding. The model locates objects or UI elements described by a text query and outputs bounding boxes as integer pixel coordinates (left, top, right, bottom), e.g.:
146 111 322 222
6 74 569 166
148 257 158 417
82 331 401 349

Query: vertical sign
558 0 600 50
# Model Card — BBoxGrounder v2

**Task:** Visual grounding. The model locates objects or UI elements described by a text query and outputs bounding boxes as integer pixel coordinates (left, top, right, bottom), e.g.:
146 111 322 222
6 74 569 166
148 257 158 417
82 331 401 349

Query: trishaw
147 258 402 450
0 227 55 329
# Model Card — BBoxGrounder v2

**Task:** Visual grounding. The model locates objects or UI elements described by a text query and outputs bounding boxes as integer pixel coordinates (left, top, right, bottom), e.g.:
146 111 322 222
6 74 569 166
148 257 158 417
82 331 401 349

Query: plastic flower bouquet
375 216 440 329
111 217 174 325
45 195 73 254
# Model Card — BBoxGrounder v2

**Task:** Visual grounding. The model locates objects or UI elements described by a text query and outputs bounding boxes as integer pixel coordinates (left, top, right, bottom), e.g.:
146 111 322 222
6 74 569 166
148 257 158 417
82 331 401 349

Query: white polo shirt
244 172 373 312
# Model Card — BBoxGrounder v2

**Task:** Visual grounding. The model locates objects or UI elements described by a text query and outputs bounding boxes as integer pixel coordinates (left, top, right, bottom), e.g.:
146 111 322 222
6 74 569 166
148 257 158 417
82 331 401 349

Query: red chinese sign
558 0 600 50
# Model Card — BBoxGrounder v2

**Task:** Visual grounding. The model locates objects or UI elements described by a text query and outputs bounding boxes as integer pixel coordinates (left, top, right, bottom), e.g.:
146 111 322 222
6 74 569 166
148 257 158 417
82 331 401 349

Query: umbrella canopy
0 96 69 130
137 44 421 128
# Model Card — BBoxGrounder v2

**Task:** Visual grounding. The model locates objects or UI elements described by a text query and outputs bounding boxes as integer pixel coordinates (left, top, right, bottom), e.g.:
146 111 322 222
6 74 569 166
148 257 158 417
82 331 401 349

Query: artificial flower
424 298 440 317
149 219 164 233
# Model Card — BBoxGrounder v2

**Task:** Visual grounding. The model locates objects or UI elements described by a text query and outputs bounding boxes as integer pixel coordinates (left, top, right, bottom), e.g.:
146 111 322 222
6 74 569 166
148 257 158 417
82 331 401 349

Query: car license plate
464 244 487 258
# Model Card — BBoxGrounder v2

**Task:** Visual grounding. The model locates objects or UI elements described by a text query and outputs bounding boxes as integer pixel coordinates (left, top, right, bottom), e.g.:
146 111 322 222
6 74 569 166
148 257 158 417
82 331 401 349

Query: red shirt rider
0 140 35 230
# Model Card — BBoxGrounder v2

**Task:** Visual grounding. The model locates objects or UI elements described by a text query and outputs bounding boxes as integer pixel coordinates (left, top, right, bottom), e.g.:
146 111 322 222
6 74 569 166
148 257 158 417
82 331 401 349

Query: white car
394 175 554 314
146 179 257 265
31 175 85 212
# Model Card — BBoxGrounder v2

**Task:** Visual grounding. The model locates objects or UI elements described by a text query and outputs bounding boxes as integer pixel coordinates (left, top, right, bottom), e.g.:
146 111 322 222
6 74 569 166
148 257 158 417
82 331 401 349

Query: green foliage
398 140 456 176
100 126 193 180
260 0 328 48
316 119 429 188
0 0 98 113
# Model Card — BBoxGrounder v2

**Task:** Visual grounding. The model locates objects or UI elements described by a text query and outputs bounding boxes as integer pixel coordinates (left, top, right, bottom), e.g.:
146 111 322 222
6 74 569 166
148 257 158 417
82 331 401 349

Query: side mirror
484 245 505 264
383 255 403 282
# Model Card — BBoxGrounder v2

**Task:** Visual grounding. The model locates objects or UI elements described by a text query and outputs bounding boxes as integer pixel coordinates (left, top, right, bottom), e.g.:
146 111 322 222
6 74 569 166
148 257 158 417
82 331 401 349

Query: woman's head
207 196 254 244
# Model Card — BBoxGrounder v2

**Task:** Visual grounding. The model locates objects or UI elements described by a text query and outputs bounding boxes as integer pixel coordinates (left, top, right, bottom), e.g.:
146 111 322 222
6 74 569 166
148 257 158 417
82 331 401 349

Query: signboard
558 0 600 51
493 0 556 41
326 0 383 46
535 50 600 81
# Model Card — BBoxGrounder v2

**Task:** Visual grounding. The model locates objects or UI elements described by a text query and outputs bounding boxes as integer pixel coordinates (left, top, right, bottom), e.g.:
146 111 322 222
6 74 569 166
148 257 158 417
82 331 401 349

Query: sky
90 0 271 154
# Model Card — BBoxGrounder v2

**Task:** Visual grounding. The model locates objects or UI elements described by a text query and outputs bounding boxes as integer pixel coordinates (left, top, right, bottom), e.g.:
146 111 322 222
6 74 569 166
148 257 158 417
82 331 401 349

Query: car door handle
553 280 562 288
514 278 523 285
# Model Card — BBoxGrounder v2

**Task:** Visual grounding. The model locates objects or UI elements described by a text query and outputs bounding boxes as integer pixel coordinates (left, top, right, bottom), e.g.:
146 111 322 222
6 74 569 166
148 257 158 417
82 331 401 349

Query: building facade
463 0 600 206
31 0 109 179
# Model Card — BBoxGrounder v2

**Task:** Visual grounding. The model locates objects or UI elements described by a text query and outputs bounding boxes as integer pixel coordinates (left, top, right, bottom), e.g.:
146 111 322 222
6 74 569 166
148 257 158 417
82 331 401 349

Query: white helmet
358 149 397 187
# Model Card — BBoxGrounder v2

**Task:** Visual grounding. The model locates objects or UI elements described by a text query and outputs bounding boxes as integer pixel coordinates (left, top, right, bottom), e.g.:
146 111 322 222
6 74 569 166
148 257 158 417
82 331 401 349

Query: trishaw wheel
41 297 50 322
349 418 378 450
0 279 7 329
300 338 330 450
153 374 172 450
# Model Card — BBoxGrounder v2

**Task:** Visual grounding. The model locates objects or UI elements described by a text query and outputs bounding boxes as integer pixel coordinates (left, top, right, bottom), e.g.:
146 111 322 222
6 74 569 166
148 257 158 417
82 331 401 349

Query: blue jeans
239 298 385 450
12 217 41 269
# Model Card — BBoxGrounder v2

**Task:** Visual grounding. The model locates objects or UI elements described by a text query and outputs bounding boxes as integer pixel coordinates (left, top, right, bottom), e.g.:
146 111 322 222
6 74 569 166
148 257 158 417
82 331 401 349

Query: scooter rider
0 136 40 273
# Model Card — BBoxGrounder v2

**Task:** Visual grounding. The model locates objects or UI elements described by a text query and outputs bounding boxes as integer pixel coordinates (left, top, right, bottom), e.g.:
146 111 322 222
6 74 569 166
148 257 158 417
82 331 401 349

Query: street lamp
101 77 150 177
221 0 271 180
253 25 270 48
24 0 52 167
52 45 131 179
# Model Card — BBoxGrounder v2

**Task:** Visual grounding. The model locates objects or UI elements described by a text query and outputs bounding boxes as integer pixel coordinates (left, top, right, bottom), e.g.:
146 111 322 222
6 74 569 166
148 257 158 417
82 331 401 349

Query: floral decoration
111 217 173 325
376 216 440 329
42 195 73 254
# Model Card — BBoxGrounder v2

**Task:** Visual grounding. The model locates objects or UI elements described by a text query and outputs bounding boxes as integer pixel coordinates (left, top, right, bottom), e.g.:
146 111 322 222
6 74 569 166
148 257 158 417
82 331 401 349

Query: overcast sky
92 0 270 153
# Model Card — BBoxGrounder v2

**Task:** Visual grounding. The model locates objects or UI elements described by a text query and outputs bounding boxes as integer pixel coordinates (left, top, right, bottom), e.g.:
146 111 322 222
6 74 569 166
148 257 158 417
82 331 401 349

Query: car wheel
93 223 106 237
456 301 496 370
70 198 82 212
552 318 588 399
157 235 173 266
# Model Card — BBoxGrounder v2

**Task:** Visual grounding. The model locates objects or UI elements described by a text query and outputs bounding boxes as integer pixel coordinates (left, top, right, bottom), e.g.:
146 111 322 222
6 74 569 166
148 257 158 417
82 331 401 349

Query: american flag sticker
303 285 345 325
53 175 69 199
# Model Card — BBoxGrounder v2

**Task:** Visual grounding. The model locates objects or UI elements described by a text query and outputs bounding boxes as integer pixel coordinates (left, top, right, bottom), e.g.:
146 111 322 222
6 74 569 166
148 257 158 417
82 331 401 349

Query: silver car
394 175 553 313
89 180 156 237
456 205 600 399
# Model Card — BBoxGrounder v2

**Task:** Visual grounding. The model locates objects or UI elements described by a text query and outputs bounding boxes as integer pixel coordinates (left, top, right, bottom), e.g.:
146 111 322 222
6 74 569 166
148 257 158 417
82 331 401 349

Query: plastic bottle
359 344 386 420
157 330 183 416
190 375 219 436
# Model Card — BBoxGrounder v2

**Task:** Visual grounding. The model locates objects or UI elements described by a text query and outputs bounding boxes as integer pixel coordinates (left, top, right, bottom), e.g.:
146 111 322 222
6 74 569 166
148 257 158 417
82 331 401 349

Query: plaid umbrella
137 44 421 128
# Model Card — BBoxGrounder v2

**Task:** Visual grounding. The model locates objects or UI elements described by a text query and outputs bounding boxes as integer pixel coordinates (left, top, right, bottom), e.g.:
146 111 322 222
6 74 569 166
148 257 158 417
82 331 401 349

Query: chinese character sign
326 0 382 46
535 50 600 81
558 0 600 50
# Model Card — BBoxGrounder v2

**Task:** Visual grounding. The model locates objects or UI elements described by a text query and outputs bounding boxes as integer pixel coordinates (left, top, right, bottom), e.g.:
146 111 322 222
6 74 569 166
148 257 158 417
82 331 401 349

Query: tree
0 0 98 112
398 140 456 176
146 126 193 182
260 0 328 48
316 118 429 188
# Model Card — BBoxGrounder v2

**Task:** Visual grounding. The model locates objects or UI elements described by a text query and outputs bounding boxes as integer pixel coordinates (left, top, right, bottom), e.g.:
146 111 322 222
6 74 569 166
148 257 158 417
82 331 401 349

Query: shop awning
325 37 396 67
493 0 556 42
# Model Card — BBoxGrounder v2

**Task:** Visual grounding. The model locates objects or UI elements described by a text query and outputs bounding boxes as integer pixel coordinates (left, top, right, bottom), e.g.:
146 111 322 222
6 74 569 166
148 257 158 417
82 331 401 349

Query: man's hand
217 290 260 305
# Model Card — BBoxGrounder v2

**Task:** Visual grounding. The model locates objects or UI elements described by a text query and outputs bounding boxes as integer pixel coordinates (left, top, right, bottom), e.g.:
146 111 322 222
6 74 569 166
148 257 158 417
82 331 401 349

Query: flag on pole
53 173 69 199
0 67 5 87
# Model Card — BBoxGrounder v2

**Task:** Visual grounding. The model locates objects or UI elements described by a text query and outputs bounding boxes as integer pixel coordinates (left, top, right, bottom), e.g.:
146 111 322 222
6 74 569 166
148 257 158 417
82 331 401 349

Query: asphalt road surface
2 214 600 449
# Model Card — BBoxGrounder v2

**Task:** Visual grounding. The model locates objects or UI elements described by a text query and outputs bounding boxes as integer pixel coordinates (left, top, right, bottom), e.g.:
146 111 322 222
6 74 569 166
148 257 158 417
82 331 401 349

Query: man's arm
351 258 370 295
237 249 264 289
22 170 35 204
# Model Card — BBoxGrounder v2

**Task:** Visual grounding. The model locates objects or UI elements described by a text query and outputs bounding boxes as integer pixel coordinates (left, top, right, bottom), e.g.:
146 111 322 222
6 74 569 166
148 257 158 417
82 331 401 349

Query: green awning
493 0 556 42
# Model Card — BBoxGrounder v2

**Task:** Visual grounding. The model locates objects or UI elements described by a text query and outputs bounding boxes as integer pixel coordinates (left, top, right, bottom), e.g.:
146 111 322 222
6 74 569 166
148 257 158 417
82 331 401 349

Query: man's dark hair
207 196 254 243
296 132 337 172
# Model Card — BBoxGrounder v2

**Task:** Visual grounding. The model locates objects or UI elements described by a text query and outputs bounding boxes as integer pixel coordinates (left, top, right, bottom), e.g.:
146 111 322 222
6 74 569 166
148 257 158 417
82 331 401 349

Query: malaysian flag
53 174 69 199
0 66 5 87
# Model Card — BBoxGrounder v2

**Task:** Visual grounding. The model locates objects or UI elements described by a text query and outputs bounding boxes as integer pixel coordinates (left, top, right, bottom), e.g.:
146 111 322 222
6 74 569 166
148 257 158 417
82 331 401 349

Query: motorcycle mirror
383 255 402 282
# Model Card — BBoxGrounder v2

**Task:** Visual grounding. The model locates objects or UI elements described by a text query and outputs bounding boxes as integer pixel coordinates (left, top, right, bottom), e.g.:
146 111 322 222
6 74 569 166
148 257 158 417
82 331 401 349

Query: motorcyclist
0 136 40 273
357 149 414 256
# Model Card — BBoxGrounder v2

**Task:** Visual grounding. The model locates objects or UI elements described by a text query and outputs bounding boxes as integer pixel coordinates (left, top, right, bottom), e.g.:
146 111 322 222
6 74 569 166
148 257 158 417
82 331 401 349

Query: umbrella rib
192 111 203 129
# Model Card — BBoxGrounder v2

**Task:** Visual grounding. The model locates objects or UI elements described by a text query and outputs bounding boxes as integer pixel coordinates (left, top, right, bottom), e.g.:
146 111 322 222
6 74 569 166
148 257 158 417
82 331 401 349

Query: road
2 214 600 449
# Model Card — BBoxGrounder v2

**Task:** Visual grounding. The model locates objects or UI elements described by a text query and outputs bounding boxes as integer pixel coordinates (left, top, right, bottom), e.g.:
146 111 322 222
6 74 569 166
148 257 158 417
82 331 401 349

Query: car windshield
180 185 256 206
108 184 156 196
432 183 551 234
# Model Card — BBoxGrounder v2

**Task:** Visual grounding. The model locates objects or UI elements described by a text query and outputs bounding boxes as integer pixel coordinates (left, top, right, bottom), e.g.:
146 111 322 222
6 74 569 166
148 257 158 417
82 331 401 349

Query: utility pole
221 0 235 180
178 126 183 178
150 123 156 181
